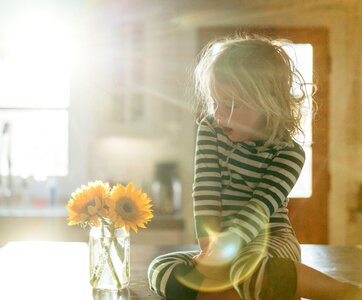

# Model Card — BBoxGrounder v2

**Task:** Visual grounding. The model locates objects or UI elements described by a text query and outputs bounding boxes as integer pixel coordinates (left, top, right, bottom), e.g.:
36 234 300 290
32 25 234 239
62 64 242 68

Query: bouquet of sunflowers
66 181 153 290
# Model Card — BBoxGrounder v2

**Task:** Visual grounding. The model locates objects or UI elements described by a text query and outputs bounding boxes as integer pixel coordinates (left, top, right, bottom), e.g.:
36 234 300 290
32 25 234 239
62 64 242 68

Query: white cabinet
107 21 184 139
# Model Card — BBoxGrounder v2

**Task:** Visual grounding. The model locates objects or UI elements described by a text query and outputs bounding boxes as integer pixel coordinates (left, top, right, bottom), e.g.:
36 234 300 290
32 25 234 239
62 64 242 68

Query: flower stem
91 224 122 290
106 239 122 288
90 249 107 287
113 238 125 262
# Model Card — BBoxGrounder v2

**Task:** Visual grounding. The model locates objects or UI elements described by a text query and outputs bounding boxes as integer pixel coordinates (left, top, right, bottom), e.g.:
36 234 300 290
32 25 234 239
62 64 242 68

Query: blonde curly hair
193 32 317 145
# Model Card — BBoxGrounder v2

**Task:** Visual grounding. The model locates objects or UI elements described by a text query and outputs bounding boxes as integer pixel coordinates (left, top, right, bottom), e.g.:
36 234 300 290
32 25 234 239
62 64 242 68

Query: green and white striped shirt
192 116 305 246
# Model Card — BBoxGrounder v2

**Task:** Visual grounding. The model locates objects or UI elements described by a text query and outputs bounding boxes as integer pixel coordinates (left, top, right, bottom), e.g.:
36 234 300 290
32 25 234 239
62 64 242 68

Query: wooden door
198 27 330 244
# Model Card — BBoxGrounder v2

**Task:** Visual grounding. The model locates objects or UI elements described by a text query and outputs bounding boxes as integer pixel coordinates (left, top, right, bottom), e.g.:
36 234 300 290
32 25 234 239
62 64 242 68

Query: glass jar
89 225 130 291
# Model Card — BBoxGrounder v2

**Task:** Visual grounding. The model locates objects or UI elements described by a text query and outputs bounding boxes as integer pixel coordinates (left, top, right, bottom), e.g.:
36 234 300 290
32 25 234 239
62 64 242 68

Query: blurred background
0 0 361 247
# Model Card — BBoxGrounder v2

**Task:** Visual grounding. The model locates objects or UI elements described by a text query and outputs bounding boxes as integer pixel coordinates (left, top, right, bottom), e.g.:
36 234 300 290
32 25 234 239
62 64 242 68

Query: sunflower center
115 197 135 216
123 203 132 213
89 199 96 207
81 198 97 214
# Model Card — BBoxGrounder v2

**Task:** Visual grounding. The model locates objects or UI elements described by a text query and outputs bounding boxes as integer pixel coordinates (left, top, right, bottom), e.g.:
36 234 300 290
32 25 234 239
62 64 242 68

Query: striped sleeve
227 142 306 246
192 118 222 239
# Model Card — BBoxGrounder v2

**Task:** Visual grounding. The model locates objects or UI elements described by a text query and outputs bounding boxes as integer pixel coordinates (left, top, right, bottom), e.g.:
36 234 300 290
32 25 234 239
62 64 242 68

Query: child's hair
193 32 317 145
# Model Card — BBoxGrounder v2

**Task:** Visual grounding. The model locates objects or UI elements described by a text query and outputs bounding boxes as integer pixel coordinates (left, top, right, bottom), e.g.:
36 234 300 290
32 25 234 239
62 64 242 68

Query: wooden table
0 242 361 300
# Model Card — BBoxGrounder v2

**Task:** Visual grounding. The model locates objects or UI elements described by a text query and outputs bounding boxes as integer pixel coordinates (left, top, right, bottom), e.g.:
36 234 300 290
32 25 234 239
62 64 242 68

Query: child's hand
192 251 207 264
192 247 231 281
200 231 242 264
197 236 212 253
192 231 241 281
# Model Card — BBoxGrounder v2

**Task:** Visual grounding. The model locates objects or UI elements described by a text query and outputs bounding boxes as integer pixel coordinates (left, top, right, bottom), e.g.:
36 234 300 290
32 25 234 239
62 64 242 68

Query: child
147 33 362 300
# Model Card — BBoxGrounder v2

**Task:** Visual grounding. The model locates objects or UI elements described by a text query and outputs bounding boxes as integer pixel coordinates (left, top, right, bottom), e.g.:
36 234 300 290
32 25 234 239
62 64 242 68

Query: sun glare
1 9 78 108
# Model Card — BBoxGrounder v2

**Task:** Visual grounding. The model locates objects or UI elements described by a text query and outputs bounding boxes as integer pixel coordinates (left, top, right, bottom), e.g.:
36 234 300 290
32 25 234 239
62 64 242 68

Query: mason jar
89 225 130 291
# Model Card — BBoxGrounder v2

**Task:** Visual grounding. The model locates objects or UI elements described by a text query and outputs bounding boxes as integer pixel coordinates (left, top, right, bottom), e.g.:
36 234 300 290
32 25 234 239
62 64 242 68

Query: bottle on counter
151 162 181 215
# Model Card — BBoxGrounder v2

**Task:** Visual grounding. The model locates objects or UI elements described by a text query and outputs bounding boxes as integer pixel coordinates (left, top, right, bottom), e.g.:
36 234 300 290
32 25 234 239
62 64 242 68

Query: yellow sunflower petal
88 205 97 215
126 182 134 193
134 188 143 197
137 223 146 229
92 216 100 227
130 224 138 233
111 184 126 196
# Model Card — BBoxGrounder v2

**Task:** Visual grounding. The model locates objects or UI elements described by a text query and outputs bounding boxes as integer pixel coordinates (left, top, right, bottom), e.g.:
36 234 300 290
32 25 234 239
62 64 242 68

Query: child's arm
192 117 222 249
221 142 306 250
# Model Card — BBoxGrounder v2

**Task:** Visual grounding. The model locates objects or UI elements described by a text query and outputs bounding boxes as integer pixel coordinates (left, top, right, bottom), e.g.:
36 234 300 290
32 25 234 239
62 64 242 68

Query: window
283 44 313 198
0 11 70 179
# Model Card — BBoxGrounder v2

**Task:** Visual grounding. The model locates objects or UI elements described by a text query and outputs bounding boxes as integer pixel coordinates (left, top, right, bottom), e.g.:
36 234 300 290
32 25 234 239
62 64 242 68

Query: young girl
147 34 362 300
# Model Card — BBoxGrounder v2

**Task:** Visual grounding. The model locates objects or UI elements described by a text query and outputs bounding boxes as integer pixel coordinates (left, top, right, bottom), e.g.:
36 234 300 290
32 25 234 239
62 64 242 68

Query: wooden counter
0 242 361 299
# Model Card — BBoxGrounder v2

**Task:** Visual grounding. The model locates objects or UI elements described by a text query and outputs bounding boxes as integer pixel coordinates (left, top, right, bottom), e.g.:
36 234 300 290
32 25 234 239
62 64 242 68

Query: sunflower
66 181 110 227
107 182 153 233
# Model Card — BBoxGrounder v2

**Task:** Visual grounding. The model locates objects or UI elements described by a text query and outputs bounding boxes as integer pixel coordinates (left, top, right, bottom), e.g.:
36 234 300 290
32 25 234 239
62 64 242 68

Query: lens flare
175 227 270 292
